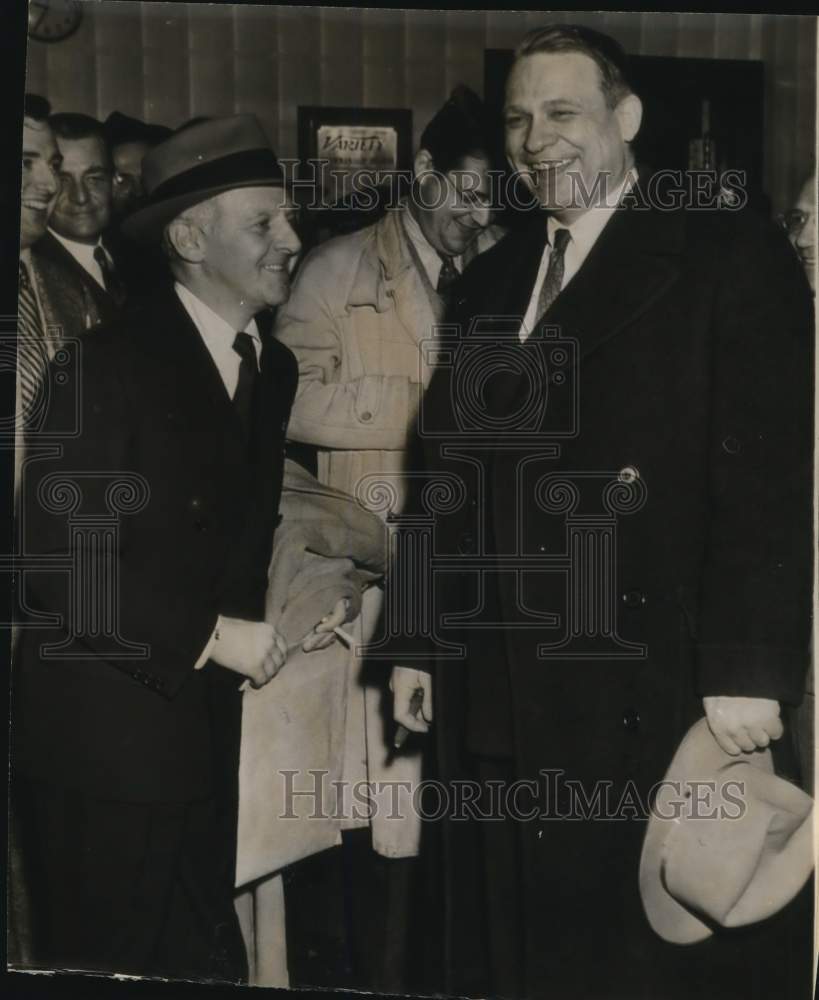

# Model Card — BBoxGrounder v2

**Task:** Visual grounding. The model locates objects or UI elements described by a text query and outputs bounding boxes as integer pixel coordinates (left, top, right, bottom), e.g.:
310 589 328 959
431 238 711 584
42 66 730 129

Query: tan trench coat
275 208 503 856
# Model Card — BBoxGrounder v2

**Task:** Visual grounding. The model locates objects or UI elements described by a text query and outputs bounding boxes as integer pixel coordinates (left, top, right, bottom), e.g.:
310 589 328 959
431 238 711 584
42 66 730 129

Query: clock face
28 0 83 43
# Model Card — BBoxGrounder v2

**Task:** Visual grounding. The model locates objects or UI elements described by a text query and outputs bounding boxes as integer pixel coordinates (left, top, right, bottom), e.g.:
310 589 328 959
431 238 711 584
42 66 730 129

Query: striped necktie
17 260 50 428
436 253 460 298
535 227 571 324
93 245 125 305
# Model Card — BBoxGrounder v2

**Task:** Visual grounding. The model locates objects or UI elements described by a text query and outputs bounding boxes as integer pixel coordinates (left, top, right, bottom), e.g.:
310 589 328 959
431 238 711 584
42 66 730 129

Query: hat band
150 147 284 203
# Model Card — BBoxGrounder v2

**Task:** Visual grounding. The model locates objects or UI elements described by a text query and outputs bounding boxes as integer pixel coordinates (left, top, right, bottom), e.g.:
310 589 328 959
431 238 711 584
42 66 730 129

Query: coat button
190 497 202 510
360 411 373 422
617 465 640 484
622 708 641 731
457 531 475 554
621 589 646 608
722 436 741 454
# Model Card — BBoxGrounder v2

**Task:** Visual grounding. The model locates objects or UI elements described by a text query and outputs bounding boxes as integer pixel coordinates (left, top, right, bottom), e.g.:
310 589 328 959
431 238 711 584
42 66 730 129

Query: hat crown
142 114 273 197
121 113 286 244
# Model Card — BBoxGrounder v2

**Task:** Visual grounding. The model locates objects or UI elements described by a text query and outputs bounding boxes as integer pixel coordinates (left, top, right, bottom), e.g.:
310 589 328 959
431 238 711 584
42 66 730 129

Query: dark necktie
17 260 50 426
436 253 460 304
93 245 126 305
535 227 571 324
232 331 258 437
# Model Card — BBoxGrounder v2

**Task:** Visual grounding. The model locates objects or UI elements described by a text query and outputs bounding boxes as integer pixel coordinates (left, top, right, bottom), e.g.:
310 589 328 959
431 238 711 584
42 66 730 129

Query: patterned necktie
535 227 571 324
232 331 258 437
93 245 126 305
17 260 50 428
436 253 460 304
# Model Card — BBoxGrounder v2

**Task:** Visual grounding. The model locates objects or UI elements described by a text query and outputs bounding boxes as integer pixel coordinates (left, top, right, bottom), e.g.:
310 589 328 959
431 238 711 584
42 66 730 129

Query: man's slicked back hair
24 93 51 123
515 24 634 108
49 112 108 145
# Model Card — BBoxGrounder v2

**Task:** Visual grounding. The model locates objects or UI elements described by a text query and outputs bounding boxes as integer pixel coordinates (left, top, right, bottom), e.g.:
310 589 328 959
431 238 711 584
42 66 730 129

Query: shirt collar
402 204 461 286
546 170 634 257
174 281 260 353
49 228 104 266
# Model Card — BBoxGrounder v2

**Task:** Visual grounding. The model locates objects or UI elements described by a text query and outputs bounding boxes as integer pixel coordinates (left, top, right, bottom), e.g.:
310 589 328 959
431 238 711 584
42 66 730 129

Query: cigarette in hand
333 625 355 647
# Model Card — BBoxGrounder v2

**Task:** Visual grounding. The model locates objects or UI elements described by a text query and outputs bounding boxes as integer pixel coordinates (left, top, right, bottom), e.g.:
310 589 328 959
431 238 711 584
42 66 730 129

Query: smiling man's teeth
531 158 573 171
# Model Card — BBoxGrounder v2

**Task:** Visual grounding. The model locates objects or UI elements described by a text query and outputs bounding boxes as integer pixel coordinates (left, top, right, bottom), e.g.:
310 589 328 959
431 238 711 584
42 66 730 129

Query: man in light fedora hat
12 115 301 981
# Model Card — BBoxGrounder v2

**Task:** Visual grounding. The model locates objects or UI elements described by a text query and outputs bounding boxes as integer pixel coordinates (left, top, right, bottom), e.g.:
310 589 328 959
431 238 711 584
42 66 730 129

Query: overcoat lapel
542 202 685 365
487 200 685 422
149 287 248 447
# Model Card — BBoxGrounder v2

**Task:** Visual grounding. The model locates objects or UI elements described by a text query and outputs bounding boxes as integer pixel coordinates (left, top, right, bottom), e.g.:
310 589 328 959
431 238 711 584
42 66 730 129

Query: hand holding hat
704 695 784 755
639 717 813 945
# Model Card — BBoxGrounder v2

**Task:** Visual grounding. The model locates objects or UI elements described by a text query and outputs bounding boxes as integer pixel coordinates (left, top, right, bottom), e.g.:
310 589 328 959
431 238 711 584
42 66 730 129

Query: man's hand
210 616 288 688
703 695 783 755
390 666 433 733
302 598 350 653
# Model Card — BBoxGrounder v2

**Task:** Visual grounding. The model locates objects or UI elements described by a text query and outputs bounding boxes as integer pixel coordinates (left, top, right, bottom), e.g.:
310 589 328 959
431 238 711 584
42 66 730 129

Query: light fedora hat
122 114 286 244
639 717 813 945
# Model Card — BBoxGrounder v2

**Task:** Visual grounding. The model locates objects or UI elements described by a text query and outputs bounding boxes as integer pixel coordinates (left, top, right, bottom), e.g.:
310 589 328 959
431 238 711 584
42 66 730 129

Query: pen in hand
394 686 425 749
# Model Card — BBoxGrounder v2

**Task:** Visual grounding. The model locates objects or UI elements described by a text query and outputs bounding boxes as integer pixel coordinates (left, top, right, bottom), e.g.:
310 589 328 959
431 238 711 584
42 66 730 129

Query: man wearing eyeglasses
782 173 816 292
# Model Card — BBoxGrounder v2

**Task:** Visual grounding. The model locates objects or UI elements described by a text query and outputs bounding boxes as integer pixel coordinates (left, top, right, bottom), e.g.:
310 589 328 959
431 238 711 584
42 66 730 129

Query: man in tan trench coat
274 86 502 988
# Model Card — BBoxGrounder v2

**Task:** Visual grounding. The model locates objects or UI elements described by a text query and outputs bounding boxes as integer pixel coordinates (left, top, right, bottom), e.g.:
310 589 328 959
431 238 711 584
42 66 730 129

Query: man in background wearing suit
34 113 122 336
12 115 301 982
392 24 813 1000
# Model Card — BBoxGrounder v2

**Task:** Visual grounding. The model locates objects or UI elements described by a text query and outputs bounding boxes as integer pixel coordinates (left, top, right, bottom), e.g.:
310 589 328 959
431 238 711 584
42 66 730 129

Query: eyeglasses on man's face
778 209 814 235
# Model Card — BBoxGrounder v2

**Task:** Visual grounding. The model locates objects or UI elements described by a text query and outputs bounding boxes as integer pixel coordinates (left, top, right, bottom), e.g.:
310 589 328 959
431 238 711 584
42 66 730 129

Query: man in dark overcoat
391 25 814 1000
12 115 301 982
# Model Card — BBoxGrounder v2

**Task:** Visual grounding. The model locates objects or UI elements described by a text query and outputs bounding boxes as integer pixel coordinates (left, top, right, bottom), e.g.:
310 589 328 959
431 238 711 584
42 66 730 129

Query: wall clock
28 0 83 44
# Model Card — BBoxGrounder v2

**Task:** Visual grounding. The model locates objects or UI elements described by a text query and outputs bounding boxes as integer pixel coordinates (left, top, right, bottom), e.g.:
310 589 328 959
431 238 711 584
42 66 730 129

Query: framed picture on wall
297 105 413 210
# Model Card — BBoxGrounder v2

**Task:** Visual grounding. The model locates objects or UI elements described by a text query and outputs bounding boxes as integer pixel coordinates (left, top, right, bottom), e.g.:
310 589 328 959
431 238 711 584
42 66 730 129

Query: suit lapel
541 201 684 366
34 233 117 331
151 287 248 447
453 217 548 325
485 200 685 426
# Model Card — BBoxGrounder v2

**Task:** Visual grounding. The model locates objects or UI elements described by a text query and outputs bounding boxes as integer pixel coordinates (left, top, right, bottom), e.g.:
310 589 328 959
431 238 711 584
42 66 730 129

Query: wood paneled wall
25 4 816 212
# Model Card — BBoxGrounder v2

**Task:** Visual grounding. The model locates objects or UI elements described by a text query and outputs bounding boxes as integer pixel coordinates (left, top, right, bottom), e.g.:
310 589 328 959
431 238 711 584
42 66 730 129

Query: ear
615 94 643 144
166 217 207 264
413 148 435 180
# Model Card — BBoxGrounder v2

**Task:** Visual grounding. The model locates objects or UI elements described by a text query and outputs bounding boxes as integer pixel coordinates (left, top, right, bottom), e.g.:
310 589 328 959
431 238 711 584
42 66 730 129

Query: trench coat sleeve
695 216 814 705
264 459 387 646
275 248 414 450
20 334 217 696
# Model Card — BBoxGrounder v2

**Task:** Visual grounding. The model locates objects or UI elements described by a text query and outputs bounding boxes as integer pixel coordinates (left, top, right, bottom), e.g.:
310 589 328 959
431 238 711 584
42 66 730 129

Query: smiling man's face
414 152 493 258
504 50 640 223
199 186 302 315
21 117 61 249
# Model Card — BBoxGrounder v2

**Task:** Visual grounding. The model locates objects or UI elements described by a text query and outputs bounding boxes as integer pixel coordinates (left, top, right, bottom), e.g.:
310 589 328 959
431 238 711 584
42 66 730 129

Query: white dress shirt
49 229 110 290
519 173 633 342
173 281 262 670
402 205 463 287
174 281 261 394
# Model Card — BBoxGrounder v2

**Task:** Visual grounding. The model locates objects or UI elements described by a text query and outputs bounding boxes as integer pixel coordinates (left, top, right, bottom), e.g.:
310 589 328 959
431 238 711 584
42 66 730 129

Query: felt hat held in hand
639 717 813 944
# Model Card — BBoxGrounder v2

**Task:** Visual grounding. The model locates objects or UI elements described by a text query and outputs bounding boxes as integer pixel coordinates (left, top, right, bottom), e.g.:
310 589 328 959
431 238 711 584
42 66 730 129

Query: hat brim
120 177 286 245
638 718 774 945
